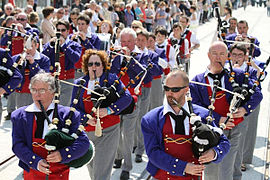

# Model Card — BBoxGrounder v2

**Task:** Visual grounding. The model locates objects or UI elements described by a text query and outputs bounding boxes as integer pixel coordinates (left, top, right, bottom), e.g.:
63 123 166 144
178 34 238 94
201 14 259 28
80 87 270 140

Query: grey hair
29 71 56 93
4 3 14 11
120 28 137 41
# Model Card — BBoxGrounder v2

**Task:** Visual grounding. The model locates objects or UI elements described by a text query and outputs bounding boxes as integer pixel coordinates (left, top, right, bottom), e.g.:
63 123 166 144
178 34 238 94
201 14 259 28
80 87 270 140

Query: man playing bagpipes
69 14 101 79
71 49 132 180
109 27 148 180
1 12 39 120
189 41 263 180
226 20 261 58
13 33 50 108
141 70 230 180
42 20 82 106
133 28 163 165
11 72 90 180
0 47 22 122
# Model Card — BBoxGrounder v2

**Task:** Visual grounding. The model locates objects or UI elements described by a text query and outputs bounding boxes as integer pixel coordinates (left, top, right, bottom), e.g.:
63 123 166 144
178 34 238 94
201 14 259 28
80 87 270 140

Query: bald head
208 41 228 73
165 70 189 87
209 41 228 52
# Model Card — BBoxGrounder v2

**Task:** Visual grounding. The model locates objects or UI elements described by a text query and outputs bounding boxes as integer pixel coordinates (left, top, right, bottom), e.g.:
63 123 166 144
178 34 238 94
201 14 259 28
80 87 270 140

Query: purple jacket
190 68 263 124
42 39 82 72
11 105 90 172
141 105 230 177
71 73 132 123
0 48 22 94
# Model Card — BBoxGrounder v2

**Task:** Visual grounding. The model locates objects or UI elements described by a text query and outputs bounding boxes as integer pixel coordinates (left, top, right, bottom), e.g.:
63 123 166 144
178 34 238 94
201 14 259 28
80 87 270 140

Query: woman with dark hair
71 49 132 180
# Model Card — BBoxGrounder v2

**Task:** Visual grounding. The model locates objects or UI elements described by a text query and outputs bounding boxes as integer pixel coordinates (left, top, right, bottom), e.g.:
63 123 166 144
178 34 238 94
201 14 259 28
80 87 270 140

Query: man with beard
141 70 230 179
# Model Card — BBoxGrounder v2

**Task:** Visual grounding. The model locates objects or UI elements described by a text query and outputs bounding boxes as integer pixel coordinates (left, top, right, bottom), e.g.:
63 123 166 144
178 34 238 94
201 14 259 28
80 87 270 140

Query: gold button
167 172 169 175
68 155 71 158
166 148 168 151
29 161 32 164
173 165 176 167
220 151 223 154
167 178 170 180
175 159 179 162
248 105 251 108
165 135 168 137
101 121 104 124
32 156 35 159
65 148 69 152
114 105 117 108
250 110 253 113
32 67 34 70
172 171 175 173
117 109 120 111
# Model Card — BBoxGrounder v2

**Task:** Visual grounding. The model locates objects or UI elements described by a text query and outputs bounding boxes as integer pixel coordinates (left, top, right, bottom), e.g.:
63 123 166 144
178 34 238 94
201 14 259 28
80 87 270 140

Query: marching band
0 2 268 180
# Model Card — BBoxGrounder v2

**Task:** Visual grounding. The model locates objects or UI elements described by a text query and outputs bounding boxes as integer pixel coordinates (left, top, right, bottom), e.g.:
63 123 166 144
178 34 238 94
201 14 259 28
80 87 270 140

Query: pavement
1 5 270 180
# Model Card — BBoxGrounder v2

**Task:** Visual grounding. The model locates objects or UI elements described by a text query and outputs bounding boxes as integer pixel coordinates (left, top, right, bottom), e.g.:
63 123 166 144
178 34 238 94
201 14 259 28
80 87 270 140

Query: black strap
168 112 186 135
34 109 53 138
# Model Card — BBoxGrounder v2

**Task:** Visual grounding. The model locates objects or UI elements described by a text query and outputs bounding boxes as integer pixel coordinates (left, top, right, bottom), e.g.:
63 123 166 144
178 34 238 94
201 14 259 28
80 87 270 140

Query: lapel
200 73 211 105
224 74 233 102
24 111 34 147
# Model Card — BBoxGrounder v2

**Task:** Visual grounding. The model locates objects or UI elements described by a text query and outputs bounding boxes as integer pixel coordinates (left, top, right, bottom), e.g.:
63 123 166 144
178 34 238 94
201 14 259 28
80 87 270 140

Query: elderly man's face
17 14 28 27
30 81 54 110
208 43 228 67
5 6 13 15
121 33 136 51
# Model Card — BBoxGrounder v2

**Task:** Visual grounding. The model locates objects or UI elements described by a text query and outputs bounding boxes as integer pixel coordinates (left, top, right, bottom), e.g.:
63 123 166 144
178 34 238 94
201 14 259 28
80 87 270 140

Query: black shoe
132 146 137 153
113 159 122 169
4 113 11 120
120 170 129 180
135 154 142 163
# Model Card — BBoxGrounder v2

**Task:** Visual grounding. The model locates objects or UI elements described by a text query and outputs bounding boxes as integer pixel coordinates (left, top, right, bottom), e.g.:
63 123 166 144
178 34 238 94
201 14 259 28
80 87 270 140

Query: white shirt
155 41 177 68
163 96 190 135
25 102 55 139
204 68 225 90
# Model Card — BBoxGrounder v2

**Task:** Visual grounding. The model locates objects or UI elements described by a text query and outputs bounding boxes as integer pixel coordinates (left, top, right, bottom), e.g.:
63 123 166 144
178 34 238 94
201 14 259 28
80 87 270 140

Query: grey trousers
116 96 141 172
204 123 243 180
16 93 33 108
7 92 16 113
75 70 84 79
87 123 120 180
242 105 260 164
149 78 163 110
233 119 249 180
134 87 151 156
59 78 74 106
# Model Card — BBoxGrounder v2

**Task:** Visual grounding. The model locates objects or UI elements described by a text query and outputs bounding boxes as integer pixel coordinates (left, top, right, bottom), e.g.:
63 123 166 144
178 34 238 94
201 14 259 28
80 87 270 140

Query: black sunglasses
88 62 101 67
57 28 67 32
17 18 27 21
163 85 187 92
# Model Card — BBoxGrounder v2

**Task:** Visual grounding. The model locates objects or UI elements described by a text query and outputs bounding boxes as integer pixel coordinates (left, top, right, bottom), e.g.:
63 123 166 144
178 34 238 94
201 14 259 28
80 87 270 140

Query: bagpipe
38 32 94 168
172 91 223 159
212 2 229 42
0 25 17 88
90 48 148 112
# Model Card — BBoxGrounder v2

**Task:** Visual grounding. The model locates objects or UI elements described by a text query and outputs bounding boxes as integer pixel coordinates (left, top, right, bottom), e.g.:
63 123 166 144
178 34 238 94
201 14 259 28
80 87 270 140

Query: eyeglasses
57 28 67 32
163 85 187 92
30 88 50 94
6 8 12 10
88 62 101 67
231 53 244 58
17 18 27 21
132 26 139 29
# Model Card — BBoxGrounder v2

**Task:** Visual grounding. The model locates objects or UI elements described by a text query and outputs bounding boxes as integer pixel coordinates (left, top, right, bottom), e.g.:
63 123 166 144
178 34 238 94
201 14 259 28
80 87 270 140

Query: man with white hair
0 3 14 25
